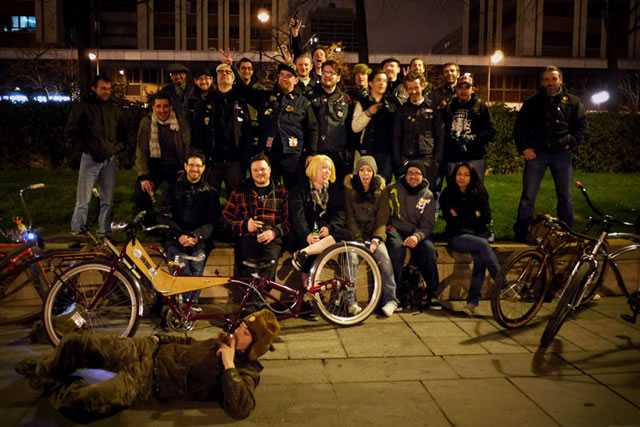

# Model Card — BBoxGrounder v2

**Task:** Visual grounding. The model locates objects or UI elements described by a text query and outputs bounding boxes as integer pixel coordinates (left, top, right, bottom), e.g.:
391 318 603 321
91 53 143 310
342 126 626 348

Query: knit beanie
243 309 280 360
356 155 378 175
405 159 427 177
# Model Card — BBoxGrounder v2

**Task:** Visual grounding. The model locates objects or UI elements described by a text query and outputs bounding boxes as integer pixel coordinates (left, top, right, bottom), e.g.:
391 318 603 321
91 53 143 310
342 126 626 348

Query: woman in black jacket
439 163 501 316
289 155 353 273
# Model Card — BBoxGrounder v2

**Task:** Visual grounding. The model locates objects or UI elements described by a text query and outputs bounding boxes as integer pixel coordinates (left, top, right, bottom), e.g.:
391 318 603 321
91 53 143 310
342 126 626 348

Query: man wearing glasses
158 149 220 306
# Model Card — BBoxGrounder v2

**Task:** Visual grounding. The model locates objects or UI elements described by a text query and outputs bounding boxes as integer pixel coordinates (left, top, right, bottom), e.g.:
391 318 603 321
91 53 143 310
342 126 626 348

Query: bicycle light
25 232 36 240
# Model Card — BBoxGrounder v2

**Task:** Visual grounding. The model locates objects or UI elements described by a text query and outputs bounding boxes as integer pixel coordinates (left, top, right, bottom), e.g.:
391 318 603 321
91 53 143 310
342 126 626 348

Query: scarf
309 181 329 217
150 111 180 159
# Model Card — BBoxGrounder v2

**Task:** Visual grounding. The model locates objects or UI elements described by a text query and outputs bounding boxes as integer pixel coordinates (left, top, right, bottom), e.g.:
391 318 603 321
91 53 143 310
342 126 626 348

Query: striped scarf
149 111 180 158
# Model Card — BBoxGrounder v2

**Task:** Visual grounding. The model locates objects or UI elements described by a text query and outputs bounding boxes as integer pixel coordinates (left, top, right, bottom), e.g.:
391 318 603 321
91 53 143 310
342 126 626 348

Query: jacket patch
416 197 430 214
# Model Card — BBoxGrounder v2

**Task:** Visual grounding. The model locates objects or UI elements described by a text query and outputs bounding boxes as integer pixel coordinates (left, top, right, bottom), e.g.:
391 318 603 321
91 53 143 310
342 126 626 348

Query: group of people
25 17 590 424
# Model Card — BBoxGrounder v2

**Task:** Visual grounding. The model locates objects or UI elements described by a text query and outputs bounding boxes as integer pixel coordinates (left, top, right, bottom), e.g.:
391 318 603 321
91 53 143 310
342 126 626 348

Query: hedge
0 100 638 173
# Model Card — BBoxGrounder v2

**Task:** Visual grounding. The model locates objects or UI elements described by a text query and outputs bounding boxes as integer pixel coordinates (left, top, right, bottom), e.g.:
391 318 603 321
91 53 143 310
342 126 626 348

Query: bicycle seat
243 258 276 270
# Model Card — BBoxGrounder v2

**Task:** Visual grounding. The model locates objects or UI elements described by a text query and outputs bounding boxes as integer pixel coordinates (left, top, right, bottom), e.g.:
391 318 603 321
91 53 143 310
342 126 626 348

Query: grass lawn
0 169 638 242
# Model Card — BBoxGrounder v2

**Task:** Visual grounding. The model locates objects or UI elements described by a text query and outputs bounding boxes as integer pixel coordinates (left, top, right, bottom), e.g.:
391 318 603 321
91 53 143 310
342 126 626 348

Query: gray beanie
356 156 378 175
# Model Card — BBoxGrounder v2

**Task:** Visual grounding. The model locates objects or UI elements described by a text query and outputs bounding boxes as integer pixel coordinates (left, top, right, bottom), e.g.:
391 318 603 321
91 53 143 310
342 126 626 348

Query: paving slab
409 321 469 338
333 381 450 427
511 375 640 426
591 372 640 406
443 352 580 378
555 321 624 351
559 348 640 374
324 356 459 383
454 320 530 354
422 336 489 356
260 359 328 384
424 377 556 427
284 337 347 359
398 310 455 323
337 323 432 357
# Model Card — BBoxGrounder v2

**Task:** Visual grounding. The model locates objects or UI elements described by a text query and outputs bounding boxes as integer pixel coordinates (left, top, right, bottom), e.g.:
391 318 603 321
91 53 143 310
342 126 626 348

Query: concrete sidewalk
1 297 639 426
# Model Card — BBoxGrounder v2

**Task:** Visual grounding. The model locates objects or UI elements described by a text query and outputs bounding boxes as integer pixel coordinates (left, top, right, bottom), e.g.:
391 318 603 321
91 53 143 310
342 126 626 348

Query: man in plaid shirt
223 154 291 280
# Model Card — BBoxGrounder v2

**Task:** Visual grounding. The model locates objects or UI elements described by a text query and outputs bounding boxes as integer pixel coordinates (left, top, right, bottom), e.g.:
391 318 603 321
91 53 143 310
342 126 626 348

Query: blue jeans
167 244 207 303
372 242 397 305
386 229 439 305
514 150 573 236
71 153 117 236
448 234 500 306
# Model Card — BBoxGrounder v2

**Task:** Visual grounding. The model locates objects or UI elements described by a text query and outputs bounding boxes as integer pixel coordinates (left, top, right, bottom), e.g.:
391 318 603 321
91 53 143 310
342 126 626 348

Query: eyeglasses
322 71 337 77
196 76 212 81
217 70 233 75
406 171 423 177
187 163 204 169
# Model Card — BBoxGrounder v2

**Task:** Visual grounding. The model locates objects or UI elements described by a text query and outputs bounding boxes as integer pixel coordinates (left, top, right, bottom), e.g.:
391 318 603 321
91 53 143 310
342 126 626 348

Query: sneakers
462 303 477 316
291 250 309 271
426 298 443 310
348 303 363 316
301 301 319 321
592 293 601 301
190 306 203 314
381 301 398 317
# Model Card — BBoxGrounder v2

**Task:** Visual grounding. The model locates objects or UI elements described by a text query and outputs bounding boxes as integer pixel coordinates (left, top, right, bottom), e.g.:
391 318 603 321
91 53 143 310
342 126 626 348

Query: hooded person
384 160 440 310
15 309 280 423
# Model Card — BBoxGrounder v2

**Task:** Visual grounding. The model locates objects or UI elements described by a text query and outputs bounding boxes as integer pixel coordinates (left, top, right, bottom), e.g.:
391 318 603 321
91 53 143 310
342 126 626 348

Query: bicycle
539 182 640 348
490 214 608 329
0 184 100 325
42 211 382 346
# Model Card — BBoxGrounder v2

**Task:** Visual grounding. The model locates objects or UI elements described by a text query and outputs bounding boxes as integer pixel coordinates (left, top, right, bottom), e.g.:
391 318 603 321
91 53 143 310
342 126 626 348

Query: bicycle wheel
540 262 593 348
309 242 382 326
0 261 48 325
491 249 550 328
43 261 140 346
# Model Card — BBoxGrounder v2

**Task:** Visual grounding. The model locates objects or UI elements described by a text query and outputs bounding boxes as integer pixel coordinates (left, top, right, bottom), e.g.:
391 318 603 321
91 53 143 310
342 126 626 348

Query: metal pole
487 64 491 103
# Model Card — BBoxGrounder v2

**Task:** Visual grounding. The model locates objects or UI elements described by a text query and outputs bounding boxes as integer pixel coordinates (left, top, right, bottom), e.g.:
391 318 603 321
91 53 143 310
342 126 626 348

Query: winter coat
392 96 445 168
439 184 491 238
343 174 389 242
288 181 347 243
309 86 353 155
135 114 190 179
153 335 262 420
64 93 127 162
352 95 398 155
385 177 436 242
514 85 587 154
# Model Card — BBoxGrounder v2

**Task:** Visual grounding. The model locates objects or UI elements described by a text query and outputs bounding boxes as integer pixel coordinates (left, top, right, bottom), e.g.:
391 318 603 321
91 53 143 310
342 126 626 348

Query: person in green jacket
15 309 280 423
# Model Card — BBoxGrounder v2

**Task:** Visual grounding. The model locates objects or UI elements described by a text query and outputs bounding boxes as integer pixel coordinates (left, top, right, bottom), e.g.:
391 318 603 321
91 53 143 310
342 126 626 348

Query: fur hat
356 155 378 175
405 159 427 177
243 309 280 360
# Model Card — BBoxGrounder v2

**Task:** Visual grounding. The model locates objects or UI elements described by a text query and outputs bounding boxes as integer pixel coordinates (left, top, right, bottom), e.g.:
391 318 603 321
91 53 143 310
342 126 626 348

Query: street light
89 52 99 75
591 90 610 111
256 8 270 71
487 49 504 103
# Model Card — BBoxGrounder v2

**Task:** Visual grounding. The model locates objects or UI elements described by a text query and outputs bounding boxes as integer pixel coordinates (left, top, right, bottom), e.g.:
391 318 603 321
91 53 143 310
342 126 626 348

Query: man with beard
392 71 444 188
432 62 461 108
513 66 586 242
223 154 290 280
159 63 193 118
309 59 353 185
186 67 216 168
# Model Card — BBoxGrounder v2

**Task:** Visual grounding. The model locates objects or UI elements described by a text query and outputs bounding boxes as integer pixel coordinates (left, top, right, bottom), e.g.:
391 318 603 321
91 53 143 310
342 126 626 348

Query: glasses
322 71 337 77
406 171 423 177
196 76 212 81
217 70 233 75
187 163 204 169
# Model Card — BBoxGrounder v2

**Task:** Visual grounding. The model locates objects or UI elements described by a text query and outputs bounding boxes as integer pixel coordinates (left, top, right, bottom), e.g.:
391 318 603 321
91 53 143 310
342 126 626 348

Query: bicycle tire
309 242 382 326
579 241 610 305
491 249 550 328
43 261 140 346
540 262 593 348
0 260 48 325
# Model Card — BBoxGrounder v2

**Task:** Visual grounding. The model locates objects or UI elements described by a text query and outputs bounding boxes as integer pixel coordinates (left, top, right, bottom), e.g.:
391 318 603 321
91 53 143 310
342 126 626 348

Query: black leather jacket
309 86 352 154
392 96 444 168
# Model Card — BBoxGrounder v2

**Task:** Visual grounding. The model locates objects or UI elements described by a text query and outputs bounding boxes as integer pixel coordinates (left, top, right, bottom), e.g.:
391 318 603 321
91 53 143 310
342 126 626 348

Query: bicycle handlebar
19 183 45 230
576 181 636 228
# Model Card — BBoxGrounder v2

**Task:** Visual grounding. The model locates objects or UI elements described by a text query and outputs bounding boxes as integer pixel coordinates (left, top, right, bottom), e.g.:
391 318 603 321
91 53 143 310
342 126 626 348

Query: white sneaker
382 301 398 317
592 293 601 301
348 303 362 316
462 303 477 316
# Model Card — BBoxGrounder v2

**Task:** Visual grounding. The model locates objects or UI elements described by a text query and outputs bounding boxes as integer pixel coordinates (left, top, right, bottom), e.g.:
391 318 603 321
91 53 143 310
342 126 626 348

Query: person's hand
216 334 236 369
401 65 410 77
288 17 300 37
450 209 458 217
305 155 314 168
247 217 264 233
475 210 481 217
219 48 232 65
369 240 378 253
367 103 382 115
258 229 276 245
403 235 419 248
307 233 320 245
283 51 293 65
523 148 536 160
178 234 196 247
141 180 154 194
150 335 160 344
318 226 330 238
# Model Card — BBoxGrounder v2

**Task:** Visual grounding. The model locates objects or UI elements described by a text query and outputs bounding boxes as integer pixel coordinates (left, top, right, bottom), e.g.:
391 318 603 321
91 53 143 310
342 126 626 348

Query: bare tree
618 71 640 112
7 47 79 98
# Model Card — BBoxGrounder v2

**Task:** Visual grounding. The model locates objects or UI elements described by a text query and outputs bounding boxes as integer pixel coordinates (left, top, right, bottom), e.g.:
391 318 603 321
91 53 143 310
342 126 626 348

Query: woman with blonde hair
289 155 353 275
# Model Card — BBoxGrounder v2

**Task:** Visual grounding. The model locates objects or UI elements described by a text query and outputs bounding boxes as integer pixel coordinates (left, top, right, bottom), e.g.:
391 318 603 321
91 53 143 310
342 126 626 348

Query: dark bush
0 100 638 173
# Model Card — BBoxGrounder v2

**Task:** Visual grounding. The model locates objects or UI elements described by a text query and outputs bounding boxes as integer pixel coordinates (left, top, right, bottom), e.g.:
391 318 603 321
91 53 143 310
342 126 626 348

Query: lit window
9 16 36 32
